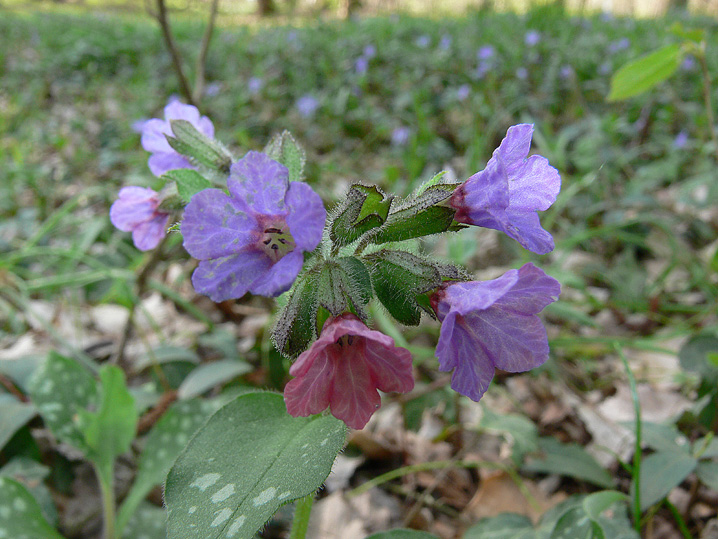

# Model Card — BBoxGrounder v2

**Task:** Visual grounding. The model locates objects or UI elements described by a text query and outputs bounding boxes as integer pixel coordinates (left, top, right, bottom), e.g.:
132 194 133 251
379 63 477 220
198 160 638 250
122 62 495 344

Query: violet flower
431 263 560 402
478 45 495 60
449 124 560 255
363 44 377 59
110 187 169 251
296 94 319 118
391 126 411 147
673 130 689 149
284 313 414 429
524 30 541 47
439 34 452 50
355 56 369 75
181 151 325 302
248 77 264 95
456 84 471 101
140 100 215 177
516 67 528 80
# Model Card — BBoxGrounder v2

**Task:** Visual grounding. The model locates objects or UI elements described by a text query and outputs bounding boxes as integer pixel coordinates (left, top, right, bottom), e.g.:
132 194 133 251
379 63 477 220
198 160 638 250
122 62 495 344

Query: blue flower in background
391 126 411 146
439 34 452 50
248 77 264 95
524 30 541 47
608 37 630 54
478 45 495 60
415 35 430 48
296 94 319 118
456 84 470 101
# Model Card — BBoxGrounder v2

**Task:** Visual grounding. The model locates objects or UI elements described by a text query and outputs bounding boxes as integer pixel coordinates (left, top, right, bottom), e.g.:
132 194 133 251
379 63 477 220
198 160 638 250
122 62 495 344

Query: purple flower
248 76 264 95
110 187 169 251
478 45 495 60
355 56 369 75
474 61 491 80
524 30 541 47
674 130 689 149
140 100 215 178
284 313 414 429
431 263 560 401
363 44 376 58
391 126 411 147
456 84 471 101
439 34 452 50
516 67 528 80
559 64 574 80
415 35 430 48
131 119 150 133
296 94 319 118
181 151 326 301
608 37 630 54
681 55 696 72
598 61 612 76
449 124 561 255
204 82 222 97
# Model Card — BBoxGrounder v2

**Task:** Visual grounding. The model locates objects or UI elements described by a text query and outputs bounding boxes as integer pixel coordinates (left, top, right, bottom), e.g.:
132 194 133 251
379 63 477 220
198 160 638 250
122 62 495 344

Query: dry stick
154 0 196 107
113 235 170 369
191 0 220 105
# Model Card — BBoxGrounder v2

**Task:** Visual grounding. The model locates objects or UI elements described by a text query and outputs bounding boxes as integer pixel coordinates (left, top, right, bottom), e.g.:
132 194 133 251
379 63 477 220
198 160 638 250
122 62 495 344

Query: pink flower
284 314 414 429
110 186 169 251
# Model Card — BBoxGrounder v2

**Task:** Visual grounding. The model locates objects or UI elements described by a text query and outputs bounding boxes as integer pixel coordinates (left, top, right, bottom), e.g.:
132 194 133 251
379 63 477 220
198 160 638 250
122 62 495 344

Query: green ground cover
1 3 717 538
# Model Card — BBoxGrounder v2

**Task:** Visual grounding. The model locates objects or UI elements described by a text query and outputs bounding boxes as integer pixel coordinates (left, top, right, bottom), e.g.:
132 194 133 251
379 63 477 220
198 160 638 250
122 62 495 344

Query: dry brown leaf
463 469 565 523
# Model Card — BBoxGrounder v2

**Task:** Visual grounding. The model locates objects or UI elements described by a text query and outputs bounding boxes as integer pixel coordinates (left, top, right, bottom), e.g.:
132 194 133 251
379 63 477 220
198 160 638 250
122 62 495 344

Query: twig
136 390 178 434
0 373 28 402
154 0 196 106
113 235 169 369
191 0 220 104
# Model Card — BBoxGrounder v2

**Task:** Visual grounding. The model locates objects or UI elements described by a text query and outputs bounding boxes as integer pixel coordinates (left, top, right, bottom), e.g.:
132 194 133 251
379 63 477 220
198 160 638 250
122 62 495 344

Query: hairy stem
615 343 642 535
288 494 314 539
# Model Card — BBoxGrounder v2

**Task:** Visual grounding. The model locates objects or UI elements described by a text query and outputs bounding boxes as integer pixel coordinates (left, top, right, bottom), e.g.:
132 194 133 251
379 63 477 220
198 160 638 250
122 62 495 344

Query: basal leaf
177 360 253 400
0 476 65 539
165 392 346 539
523 437 614 489
28 352 97 451
0 395 36 451
633 450 697 510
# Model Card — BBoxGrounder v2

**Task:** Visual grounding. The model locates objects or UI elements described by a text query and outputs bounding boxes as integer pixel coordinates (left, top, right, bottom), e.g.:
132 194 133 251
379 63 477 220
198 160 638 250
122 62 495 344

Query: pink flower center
258 219 296 263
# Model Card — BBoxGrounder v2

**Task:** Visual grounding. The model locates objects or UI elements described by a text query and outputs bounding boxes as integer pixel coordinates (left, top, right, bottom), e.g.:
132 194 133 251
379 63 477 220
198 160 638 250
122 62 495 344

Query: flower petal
439 271 519 317
450 156 510 229
329 345 382 429
191 250 271 302
284 350 334 418
141 119 173 153
465 309 550 373
181 188 256 260
364 339 414 394
285 182 326 251
110 187 158 231
495 123 533 172
248 250 304 297
507 155 560 212
438 319 496 401
494 263 561 314
147 152 194 177
502 210 555 254
131 213 168 251
228 151 289 216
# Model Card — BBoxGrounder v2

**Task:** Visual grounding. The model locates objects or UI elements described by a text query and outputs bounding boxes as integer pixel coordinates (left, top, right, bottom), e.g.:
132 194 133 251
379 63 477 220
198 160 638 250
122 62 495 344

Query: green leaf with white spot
76 365 138 473
696 460 718 491
162 169 213 204
177 360 253 400
523 437 614 489
0 476 65 539
0 395 36 451
1 457 58 527
117 399 216 534
28 352 97 451
165 392 346 539
480 408 539 466
607 44 684 101
463 513 537 539
632 450 697 510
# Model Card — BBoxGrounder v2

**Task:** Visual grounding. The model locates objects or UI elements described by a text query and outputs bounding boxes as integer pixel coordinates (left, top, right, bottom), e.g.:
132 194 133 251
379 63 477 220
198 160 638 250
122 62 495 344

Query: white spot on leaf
252 487 276 506
190 473 221 492
188 506 197 514
226 515 246 537
211 484 235 503
277 491 291 501
211 508 232 527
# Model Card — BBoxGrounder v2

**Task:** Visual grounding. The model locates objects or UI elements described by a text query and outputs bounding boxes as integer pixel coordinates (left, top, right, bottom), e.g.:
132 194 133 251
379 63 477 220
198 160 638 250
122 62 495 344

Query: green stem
615 343 642 536
95 462 117 539
288 494 314 539
664 499 693 539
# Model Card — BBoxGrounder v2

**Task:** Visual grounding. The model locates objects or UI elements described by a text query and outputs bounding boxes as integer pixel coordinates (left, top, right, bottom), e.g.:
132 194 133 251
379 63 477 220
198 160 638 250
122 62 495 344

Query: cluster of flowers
111 100 561 430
